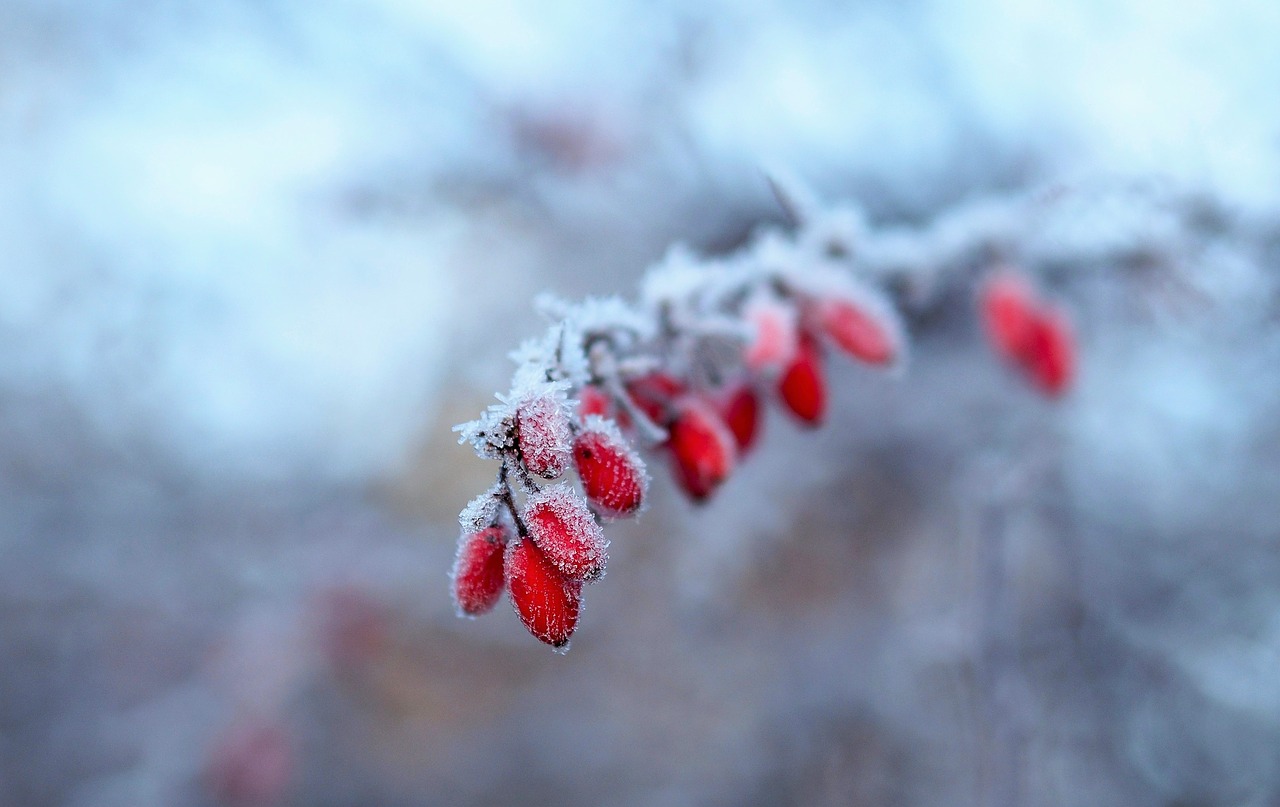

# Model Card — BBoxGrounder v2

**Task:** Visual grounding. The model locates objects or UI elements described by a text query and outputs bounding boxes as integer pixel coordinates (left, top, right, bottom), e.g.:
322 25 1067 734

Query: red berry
743 296 799 374
577 385 613 419
523 485 608 581
1024 307 1075 397
980 273 1037 360
516 394 571 478
668 397 737 502
206 718 293 807
624 372 685 428
777 334 826 425
812 294 898 366
506 536 582 649
573 419 647 518
451 525 508 616
979 272 1076 397
718 382 761 454
318 585 391 673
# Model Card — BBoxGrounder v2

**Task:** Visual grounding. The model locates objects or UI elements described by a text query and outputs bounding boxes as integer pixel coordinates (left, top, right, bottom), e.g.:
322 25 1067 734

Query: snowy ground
1 1 1279 805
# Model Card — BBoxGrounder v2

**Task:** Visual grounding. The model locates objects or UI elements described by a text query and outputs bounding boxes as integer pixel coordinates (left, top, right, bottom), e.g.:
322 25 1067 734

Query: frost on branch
453 175 1089 650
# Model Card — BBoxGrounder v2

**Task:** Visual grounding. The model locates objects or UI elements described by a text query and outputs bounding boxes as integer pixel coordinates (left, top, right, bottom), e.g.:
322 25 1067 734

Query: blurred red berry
573 420 647 518
317 585 390 673
577 385 613 419
668 397 737 502
743 296 799 374
981 273 1037 360
812 294 897 365
516 394 571 478
206 719 293 807
980 272 1076 397
777 334 827 425
1023 307 1075 396
451 525 508 616
624 372 686 428
506 536 582 649
718 382 761 454
523 485 609 581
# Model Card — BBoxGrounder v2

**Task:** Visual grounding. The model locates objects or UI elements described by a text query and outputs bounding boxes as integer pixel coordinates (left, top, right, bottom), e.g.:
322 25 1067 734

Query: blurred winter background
3 1 1280 805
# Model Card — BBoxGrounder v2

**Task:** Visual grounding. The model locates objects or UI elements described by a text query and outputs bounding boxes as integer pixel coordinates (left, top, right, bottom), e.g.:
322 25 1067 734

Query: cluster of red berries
454 253 1076 650
452 388 647 649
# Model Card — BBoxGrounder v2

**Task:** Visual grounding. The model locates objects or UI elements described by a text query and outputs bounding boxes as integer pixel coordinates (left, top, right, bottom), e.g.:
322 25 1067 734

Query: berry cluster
453 179 1077 651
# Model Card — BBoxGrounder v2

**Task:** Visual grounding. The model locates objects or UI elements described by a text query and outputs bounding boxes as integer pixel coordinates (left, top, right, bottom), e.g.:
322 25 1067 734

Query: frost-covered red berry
743 296 799 374
777 333 826 425
451 525 508 616
718 382 761 454
811 292 899 366
516 393 571 478
668 397 737 502
523 484 609 581
506 536 582 649
573 418 647 518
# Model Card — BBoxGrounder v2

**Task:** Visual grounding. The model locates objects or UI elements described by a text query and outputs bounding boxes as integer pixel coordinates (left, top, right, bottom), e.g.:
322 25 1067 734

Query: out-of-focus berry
718 382 762 454
205 718 293 807
668 397 737 502
812 294 898 366
777 334 827 425
743 296 800 374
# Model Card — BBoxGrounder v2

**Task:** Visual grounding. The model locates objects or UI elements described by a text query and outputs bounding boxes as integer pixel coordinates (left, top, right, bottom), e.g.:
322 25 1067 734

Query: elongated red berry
451 525 508 616
980 272 1076 397
981 273 1036 360
743 296 799 374
506 537 581 649
777 334 826 425
516 394 571 478
523 485 608 581
1023 307 1075 397
812 293 899 366
577 385 613 419
573 417 647 518
668 397 737 502
718 382 761 454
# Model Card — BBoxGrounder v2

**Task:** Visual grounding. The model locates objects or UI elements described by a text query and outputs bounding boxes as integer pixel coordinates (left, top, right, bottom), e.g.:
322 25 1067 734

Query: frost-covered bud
506 536 582 650
523 484 609 581
777 333 826 425
668 396 737 502
458 489 501 534
809 287 902 367
742 295 800 375
717 381 761 454
516 393 572 478
451 525 509 616
573 416 647 518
